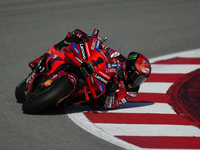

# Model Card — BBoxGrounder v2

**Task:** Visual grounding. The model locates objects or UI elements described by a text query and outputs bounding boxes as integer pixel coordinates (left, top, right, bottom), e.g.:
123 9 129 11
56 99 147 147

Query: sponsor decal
91 38 97 50
127 54 137 61
72 43 80 55
95 73 108 85
107 64 111 68
79 44 87 60
43 79 52 87
95 37 101 52
141 67 150 74
105 68 116 73
106 63 118 68
96 81 105 92
26 72 35 84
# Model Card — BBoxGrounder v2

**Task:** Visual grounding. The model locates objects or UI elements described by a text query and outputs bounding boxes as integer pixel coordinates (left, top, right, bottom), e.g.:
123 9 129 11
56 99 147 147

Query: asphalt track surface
1 0 200 150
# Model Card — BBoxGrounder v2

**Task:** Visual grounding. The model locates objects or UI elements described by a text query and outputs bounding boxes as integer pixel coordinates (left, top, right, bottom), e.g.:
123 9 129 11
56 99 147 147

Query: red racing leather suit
99 44 139 109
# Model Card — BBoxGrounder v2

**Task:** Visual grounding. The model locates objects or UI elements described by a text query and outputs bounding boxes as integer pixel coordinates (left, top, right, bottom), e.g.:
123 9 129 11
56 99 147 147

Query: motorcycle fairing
26 28 121 104
26 51 67 97
64 32 117 99
71 43 80 56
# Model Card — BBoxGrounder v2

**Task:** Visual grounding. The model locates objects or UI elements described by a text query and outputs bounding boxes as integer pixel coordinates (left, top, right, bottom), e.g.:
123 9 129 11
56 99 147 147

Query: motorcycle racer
29 29 151 109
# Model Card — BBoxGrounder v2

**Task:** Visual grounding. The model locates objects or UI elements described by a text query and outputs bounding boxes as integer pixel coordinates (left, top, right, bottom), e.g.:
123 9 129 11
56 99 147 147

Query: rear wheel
22 77 73 114
15 79 27 103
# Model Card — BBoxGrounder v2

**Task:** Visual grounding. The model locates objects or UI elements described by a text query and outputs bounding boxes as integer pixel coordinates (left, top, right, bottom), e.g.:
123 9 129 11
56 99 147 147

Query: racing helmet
125 52 151 88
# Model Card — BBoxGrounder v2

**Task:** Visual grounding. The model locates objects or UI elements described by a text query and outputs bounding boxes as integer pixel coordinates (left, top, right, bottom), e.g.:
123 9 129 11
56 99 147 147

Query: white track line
140 82 173 93
151 64 200 73
95 124 200 137
68 112 142 150
97 103 176 114
150 48 200 63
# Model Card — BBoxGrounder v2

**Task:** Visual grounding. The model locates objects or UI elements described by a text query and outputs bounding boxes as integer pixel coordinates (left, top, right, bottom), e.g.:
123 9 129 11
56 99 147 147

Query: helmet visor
128 71 147 87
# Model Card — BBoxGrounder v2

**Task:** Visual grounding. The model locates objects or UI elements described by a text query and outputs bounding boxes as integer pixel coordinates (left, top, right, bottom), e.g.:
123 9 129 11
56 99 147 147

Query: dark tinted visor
129 71 147 87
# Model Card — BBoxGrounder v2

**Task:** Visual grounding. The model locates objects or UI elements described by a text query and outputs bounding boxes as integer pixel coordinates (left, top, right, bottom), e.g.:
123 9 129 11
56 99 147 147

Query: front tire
22 77 73 114
15 79 27 103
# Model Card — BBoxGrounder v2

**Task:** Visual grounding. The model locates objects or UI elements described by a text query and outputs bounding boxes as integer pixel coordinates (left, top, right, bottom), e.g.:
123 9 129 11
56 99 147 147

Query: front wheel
22 77 74 114
15 79 27 103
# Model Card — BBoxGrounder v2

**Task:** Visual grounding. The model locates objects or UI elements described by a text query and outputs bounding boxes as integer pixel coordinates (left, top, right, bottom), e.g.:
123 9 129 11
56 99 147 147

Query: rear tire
15 79 27 103
22 77 73 114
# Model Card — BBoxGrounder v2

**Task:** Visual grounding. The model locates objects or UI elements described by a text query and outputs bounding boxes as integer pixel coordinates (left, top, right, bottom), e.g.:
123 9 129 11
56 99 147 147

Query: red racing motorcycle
15 29 120 114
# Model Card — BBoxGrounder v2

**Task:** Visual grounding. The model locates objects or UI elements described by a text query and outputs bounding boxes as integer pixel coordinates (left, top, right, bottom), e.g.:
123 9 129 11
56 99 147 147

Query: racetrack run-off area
68 49 200 150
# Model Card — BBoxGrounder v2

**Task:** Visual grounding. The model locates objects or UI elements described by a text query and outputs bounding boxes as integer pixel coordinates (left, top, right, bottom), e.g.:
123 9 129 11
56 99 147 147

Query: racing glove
106 76 119 96
65 29 88 44
104 95 116 109
104 77 119 109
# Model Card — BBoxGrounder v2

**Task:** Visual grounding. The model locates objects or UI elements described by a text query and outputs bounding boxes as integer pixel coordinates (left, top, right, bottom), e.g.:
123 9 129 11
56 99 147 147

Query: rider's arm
29 29 88 70
104 86 139 109
100 44 126 63
104 75 119 109
104 74 139 109
54 29 88 50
